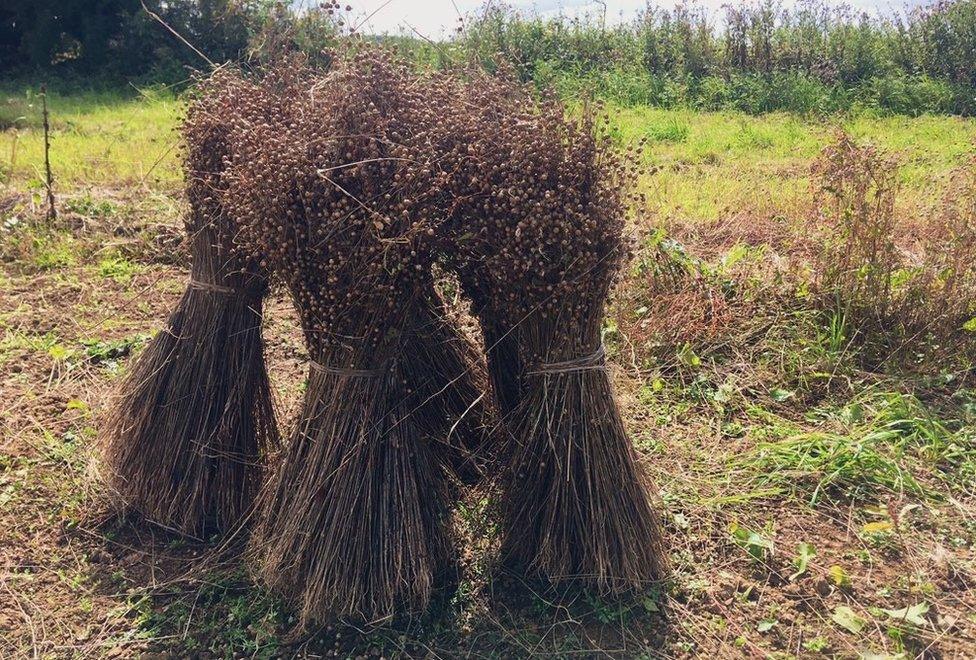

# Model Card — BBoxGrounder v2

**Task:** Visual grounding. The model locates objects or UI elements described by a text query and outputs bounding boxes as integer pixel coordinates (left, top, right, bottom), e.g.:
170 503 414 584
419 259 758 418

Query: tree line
3 1 975 115
0 0 336 79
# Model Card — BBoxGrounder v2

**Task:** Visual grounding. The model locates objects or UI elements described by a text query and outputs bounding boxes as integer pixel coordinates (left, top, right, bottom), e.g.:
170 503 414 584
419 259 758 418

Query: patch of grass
746 426 926 502
0 329 61 365
31 231 79 270
97 253 142 284
647 117 690 143
1 222 88 272
0 107 29 133
66 193 117 218
0 92 38 130
129 574 287 657
82 333 150 371
610 104 976 222
38 426 89 473
739 391 974 503
0 85 181 190
733 123 778 151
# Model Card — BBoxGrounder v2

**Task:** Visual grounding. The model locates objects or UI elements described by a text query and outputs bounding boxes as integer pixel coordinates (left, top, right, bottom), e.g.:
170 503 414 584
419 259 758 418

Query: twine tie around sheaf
188 277 243 295
309 360 385 379
526 343 607 375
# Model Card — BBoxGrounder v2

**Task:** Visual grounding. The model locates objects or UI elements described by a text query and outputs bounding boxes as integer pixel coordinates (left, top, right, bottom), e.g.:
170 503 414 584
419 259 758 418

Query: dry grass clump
904 158 976 361
665 211 815 264
101 77 278 536
612 210 814 378
812 132 901 322
811 132 976 370
612 134 976 412
615 232 739 367
440 76 668 593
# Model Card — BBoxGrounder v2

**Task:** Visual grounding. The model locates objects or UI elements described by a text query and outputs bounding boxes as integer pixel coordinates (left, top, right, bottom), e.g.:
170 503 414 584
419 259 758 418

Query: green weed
741 391 973 503
82 334 150 370
128 574 286 657
32 232 78 270
66 193 117 218
97 253 142 284
647 117 690 143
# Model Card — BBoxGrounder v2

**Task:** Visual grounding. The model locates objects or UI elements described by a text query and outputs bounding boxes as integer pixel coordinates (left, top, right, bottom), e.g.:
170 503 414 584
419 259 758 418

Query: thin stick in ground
40 84 55 221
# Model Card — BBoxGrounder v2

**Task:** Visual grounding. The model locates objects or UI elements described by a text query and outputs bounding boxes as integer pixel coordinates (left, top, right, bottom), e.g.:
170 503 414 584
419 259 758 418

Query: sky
307 0 923 38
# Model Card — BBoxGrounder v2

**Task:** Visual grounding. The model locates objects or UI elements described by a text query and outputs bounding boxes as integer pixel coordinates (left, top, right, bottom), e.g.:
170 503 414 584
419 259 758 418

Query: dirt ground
1 193 975 659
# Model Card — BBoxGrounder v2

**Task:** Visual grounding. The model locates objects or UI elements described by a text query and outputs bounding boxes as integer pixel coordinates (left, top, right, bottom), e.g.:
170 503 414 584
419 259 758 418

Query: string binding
309 360 385 378
188 278 243 295
527 343 606 375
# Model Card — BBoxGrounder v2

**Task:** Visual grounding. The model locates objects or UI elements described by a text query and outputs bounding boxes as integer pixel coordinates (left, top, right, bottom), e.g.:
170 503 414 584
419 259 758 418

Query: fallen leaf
832 605 866 634
829 564 851 587
881 602 929 627
671 512 689 530
861 521 893 534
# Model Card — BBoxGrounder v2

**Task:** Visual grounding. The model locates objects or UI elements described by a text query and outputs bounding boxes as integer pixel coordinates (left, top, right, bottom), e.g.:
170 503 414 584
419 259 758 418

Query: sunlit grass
610 104 976 222
0 85 182 191
2 84 975 223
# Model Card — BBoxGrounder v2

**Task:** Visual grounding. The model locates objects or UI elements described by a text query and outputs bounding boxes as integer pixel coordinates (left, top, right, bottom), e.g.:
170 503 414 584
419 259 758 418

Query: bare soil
1 196 974 658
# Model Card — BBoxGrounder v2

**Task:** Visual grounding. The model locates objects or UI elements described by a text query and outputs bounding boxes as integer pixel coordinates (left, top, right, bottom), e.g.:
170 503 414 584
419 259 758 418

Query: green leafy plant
97 253 141 284
729 521 773 563
790 542 816 579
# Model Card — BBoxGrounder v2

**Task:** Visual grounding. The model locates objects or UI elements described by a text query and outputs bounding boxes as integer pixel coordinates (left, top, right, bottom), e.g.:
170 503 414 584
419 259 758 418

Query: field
2 84 976 658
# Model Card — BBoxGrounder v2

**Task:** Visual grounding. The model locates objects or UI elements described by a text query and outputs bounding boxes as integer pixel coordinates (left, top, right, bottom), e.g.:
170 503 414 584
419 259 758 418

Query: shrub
457 0 976 117
865 75 957 116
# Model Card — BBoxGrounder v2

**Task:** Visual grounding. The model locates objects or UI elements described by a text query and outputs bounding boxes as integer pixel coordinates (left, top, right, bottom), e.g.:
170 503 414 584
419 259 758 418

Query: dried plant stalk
251 314 452 623
403 289 494 485
500 318 667 592
102 86 277 536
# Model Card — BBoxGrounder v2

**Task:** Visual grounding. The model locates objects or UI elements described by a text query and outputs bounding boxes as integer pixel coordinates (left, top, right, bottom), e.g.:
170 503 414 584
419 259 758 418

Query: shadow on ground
78 511 671 658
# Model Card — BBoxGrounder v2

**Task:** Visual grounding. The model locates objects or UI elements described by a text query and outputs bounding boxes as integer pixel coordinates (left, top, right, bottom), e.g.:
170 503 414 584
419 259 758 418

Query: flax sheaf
222 54 491 623
440 71 669 593
101 99 278 535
